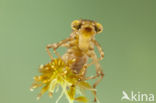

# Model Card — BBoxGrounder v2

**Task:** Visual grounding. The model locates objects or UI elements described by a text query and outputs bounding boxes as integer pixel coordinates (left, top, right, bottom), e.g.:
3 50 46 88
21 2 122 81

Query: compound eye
71 20 82 30
94 23 103 34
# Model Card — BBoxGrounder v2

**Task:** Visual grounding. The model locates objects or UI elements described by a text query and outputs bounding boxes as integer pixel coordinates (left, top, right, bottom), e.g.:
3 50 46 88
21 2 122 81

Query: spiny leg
77 62 101 102
93 70 104 102
46 37 72 60
91 40 105 88
86 51 104 102
83 61 101 80
86 51 103 80
79 62 93 80
85 69 104 102
46 43 59 60
84 73 99 80
92 40 105 97
92 39 104 61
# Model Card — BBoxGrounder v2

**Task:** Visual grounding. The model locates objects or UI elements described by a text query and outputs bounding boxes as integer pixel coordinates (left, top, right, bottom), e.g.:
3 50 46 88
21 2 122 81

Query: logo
121 91 155 102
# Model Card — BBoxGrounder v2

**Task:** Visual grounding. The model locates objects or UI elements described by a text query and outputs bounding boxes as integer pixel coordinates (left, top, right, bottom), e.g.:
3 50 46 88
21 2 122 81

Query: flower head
30 58 96 103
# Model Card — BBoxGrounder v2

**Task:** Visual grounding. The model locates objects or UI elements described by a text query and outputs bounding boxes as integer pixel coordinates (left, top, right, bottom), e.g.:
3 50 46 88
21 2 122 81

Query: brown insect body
62 20 98 74
46 19 104 102
62 34 91 74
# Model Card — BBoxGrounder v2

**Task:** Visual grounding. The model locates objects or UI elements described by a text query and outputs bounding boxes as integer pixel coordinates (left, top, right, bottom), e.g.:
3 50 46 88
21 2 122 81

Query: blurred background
0 0 156 103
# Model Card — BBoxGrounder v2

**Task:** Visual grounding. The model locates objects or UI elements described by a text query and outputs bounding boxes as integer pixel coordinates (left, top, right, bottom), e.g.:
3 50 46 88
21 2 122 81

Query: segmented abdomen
71 56 87 73
62 52 88 74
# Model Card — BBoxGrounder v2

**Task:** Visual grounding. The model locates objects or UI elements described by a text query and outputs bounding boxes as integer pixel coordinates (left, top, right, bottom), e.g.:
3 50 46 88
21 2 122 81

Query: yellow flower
30 58 96 103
